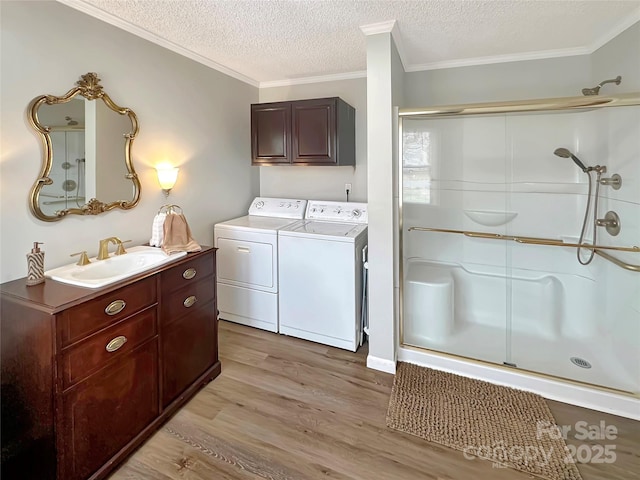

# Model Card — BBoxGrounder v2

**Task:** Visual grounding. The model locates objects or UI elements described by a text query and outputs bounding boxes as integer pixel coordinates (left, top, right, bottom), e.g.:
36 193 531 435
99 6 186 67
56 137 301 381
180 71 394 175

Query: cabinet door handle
105 299 126 316
237 246 250 253
106 335 127 352
182 268 197 280
183 295 197 308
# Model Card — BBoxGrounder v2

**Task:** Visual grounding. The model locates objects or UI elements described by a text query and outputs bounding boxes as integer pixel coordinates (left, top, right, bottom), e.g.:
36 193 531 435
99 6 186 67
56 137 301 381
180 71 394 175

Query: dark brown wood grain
251 97 355 166
0 247 219 480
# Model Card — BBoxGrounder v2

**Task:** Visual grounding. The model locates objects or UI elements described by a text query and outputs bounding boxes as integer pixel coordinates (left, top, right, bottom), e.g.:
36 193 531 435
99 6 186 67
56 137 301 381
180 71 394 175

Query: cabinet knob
182 268 197 280
105 299 126 316
183 295 197 308
105 335 127 352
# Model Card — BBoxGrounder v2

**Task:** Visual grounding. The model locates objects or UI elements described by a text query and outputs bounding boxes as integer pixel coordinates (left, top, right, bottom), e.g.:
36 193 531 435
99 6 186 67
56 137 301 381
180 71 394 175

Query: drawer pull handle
183 295 197 308
106 335 127 352
183 268 197 280
105 300 126 316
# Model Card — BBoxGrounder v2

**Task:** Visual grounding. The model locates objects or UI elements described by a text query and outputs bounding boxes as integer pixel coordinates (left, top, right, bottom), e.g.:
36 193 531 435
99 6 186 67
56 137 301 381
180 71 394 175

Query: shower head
553 148 589 173
581 76 622 96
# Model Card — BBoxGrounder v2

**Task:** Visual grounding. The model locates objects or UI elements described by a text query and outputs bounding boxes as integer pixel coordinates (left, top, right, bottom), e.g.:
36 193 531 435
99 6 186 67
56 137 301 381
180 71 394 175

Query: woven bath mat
386 362 582 480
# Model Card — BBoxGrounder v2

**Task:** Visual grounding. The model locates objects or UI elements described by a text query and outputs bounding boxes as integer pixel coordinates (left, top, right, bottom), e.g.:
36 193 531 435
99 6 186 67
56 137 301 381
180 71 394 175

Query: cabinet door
292 98 337 165
162 300 217 406
60 339 159 480
251 103 291 165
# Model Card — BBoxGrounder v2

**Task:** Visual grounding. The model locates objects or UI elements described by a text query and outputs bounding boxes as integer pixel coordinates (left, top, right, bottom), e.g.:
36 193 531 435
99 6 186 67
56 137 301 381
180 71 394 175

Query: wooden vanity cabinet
251 97 355 166
0 247 220 480
160 251 217 407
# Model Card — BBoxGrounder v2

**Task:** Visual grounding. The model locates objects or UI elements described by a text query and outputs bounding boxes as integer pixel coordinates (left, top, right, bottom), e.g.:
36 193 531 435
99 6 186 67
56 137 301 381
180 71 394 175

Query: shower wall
40 130 86 216
401 105 640 394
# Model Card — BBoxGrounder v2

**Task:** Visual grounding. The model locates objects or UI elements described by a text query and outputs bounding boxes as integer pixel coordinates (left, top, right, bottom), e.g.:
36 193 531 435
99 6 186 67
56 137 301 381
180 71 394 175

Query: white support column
361 22 405 374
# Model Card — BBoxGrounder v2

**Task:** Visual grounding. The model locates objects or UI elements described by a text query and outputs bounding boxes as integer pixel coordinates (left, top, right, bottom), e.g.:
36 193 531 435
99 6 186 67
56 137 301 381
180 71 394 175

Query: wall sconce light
156 166 179 197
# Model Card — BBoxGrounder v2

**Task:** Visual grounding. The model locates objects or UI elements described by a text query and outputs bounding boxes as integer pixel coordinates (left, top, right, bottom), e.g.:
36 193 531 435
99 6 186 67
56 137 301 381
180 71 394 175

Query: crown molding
360 20 408 71
56 0 260 87
359 20 396 36
259 70 366 89
405 46 591 72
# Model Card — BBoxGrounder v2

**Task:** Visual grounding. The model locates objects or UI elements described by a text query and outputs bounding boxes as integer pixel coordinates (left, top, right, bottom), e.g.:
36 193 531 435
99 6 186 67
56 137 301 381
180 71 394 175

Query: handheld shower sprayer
581 76 621 96
553 148 589 173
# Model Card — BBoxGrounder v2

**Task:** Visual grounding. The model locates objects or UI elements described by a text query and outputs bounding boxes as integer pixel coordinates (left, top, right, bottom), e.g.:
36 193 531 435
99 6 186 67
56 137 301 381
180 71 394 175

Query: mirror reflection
28 73 141 221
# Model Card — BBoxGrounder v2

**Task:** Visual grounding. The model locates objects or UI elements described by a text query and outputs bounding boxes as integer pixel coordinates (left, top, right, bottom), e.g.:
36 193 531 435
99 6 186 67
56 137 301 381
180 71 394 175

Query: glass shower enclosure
399 94 640 394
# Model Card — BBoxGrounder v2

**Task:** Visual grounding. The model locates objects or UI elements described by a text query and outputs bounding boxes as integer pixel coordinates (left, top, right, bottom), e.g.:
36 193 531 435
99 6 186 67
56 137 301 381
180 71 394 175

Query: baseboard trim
398 346 640 420
366 355 397 374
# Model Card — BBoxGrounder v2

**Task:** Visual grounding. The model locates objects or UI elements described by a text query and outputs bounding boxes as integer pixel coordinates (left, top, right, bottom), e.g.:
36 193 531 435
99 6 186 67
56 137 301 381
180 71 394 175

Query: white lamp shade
156 167 179 190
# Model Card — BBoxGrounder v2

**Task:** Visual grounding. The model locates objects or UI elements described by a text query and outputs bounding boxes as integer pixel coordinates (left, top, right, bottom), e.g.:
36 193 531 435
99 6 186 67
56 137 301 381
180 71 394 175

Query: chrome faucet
97 237 127 260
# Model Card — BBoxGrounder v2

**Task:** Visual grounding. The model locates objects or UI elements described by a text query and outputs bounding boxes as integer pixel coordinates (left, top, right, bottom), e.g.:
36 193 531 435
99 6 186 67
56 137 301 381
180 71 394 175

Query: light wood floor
110 321 640 480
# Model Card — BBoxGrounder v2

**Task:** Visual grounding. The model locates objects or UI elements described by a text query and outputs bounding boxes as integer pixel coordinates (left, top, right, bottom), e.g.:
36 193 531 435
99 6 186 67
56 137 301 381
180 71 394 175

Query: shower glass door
400 104 640 394
401 114 511 367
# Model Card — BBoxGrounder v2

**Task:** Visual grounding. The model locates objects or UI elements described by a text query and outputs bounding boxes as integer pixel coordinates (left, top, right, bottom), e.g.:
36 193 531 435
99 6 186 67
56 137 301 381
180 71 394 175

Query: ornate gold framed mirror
28 72 141 222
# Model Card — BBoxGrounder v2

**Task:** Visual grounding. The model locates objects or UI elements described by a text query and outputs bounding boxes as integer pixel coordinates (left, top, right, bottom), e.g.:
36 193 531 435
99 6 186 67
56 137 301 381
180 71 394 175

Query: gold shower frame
397 92 640 393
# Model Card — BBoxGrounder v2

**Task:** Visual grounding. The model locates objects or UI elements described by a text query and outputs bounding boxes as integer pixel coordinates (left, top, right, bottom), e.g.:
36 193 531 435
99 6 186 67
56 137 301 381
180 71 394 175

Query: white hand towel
149 212 167 247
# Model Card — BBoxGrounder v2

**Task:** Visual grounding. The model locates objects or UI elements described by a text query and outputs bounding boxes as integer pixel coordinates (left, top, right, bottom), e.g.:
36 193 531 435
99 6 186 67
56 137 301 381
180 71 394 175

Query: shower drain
570 357 592 369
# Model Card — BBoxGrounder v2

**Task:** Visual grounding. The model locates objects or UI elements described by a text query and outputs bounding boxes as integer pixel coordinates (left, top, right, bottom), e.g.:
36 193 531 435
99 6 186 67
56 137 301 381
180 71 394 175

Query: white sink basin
45 245 188 288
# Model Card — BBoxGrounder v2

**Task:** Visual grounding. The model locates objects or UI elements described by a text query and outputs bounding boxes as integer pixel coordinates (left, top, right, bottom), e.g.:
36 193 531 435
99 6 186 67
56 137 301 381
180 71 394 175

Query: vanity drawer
161 276 215 327
60 308 157 390
59 277 157 348
60 338 159 480
161 253 214 295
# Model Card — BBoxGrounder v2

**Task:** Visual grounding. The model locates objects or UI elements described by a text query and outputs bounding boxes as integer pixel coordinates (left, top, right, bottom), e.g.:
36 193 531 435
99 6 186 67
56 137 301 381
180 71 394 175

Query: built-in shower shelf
463 210 517 226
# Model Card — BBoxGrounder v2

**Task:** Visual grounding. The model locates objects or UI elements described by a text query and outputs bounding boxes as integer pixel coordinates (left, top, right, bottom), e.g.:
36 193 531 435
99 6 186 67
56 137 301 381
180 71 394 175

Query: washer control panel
248 197 307 218
305 201 368 224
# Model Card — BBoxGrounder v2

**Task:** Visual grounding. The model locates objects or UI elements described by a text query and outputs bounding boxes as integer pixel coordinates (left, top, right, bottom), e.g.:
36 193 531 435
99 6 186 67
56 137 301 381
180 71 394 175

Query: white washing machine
214 197 307 332
278 200 368 351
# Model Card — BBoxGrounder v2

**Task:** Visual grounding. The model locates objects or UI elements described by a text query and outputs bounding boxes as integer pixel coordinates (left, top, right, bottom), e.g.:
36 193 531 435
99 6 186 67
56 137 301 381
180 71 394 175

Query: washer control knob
352 209 362 218
255 201 264 209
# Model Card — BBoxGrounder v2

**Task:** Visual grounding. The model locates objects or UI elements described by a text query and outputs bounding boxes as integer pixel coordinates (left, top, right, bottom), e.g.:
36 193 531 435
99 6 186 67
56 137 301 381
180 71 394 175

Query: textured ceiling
61 0 640 86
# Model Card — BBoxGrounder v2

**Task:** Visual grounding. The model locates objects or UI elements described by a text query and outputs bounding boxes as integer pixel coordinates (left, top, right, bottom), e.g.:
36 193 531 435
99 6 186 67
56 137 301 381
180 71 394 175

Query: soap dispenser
26 242 45 286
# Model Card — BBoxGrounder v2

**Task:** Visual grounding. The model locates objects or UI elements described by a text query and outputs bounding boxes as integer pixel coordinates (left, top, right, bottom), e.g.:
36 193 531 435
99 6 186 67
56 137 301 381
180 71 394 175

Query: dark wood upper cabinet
251 102 291 165
251 97 355 166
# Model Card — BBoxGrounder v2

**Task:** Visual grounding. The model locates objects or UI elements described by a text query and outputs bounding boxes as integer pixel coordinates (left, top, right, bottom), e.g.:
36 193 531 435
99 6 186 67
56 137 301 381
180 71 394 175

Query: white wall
258 78 367 202
404 55 592 106
0 1 259 283
591 21 640 92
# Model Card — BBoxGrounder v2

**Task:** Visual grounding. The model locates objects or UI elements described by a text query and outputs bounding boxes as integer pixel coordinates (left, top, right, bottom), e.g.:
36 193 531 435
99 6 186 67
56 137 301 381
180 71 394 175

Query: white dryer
278 200 368 351
214 197 306 332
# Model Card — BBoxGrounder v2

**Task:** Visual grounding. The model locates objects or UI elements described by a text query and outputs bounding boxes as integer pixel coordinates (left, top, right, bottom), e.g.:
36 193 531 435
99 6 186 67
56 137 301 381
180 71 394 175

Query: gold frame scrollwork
28 72 141 222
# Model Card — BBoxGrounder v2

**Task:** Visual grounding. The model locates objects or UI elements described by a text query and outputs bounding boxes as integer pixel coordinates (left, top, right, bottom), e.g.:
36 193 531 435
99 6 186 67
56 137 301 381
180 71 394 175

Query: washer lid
280 220 367 241
215 215 300 233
